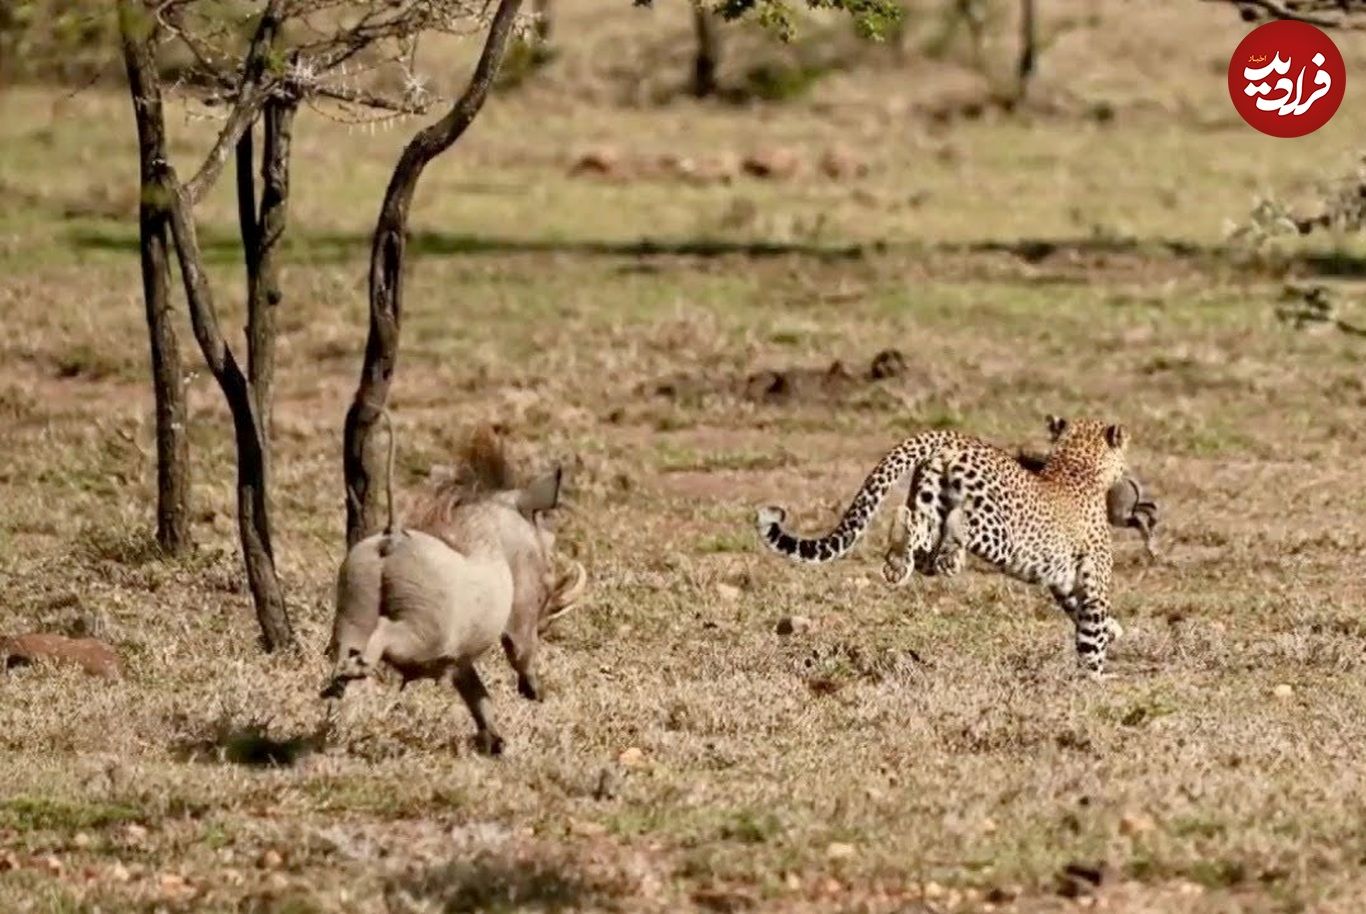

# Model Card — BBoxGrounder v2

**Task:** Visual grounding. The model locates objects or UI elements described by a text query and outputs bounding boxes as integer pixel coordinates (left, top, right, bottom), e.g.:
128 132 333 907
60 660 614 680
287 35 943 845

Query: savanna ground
3 1 1366 911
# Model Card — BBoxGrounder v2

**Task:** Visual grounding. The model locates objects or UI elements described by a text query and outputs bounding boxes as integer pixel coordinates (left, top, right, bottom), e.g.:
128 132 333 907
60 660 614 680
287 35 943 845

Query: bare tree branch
344 0 526 546
1205 0 1366 29
160 163 296 653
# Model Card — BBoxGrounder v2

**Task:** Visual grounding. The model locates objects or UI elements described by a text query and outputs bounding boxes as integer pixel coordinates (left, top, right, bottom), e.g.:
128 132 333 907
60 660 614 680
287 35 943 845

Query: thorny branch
151 0 501 135
1205 0 1366 29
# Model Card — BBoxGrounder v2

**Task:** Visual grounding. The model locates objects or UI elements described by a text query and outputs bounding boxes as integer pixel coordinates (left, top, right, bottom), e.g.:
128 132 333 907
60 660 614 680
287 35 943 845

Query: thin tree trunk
692 4 721 98
236 99 295 443
119 0 295 652
1017 0 1036 99
163 174 295 652
343 0 525 547
119 1 192 554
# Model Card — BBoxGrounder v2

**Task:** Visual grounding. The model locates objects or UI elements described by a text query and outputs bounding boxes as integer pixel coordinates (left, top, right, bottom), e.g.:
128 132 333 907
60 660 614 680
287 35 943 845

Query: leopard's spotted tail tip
756 505 787 544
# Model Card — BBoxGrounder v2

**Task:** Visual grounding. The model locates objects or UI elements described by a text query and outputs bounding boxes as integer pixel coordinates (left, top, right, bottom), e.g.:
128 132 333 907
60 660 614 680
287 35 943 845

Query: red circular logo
1228 20 1346 138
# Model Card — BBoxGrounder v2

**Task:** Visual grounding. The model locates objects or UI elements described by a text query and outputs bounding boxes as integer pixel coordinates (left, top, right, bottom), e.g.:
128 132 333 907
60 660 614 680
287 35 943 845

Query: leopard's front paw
882 554 911 586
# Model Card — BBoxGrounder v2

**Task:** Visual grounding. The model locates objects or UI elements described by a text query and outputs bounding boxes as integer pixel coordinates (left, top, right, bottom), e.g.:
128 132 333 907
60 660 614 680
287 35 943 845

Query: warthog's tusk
539 561 587 632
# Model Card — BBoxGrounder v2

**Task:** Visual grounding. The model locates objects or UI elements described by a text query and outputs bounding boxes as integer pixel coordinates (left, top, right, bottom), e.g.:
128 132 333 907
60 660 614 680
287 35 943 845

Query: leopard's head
1044 415 1129 489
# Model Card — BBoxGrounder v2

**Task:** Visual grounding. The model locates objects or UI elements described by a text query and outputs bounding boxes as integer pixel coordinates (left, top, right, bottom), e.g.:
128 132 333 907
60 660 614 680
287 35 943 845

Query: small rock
568 819 608 838
108 862 131 882
1056 861 1105 897
741 146 800 180
923 881 945 899
691 888 757 912
39 855 64 875
979 816 998 834
72 832 91 850
825 841 856 860
985 885 1019 903
569 146 622 178
259 849 284 869
775 615 813 636
1272 683 1294 698
617 746 646 767
818 145 867 179
1119 812 1156 836
159 873 190 894
593 767 619 801
715 583 741 602
124 823 147 843
0 632 122 679
783 872 803 891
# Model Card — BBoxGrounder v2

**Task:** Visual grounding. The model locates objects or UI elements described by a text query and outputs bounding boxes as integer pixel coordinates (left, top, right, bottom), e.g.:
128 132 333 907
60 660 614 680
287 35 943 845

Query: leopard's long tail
755 431 955 564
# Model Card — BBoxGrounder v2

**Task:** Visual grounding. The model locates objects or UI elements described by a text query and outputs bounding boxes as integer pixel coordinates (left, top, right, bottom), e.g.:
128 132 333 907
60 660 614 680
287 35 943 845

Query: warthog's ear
517 466 563 516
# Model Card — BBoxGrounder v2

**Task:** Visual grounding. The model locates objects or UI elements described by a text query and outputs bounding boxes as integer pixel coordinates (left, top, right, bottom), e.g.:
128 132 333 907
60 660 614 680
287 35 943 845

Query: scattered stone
985 885 1019 903
617 746 646 767
867 348 907 380
818 145 868 180
0 632 122 679
569 146 622 178
1056 861 1105 897
825 841 856 861
259 849 284 869
158 872 191 895
691 888 758 912
108 862 132 883
568 819 608 838
775 615 813 636
1272 683 1294 699
593 767 619 801
715 582 741 602
1119 812 1156 836
741 146 800 180
72 832 91 850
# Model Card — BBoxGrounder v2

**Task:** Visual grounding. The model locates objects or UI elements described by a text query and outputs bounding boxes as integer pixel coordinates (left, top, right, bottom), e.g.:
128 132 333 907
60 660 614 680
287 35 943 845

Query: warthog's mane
406 424 520 531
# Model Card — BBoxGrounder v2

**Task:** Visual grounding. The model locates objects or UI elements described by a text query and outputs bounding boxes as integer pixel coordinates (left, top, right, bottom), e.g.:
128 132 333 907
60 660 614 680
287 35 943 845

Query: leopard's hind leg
883 455 962 585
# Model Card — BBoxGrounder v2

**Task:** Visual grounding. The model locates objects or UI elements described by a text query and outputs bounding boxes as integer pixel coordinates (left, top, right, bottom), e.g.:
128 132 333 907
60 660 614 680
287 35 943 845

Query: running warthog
323 421 585 755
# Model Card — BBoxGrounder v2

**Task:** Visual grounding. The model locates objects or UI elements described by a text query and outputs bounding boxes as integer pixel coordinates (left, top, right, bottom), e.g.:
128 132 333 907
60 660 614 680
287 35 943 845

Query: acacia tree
120 0 902 644
341 0 903 546
117 0 466 650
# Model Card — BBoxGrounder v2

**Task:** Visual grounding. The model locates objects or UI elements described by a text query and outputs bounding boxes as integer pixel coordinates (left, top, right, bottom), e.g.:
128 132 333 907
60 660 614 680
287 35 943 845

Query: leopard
755 416 1132 677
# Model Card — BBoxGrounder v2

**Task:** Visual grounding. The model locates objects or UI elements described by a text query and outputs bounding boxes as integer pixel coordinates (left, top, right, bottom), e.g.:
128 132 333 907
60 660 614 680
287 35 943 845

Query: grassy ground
3 1 1366 911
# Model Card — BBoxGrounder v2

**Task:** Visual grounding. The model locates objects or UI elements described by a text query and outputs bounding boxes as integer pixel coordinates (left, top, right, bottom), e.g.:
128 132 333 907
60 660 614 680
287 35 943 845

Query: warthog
323 420 585 755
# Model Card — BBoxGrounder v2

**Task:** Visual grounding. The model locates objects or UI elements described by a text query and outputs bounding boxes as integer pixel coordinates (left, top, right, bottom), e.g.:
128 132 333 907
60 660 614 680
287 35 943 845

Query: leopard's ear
1105 423 1128 450
1046 415 1069 440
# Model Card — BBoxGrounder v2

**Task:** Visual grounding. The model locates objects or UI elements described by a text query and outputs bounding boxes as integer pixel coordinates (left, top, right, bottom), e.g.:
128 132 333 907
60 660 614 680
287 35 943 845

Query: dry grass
3 1 1366 911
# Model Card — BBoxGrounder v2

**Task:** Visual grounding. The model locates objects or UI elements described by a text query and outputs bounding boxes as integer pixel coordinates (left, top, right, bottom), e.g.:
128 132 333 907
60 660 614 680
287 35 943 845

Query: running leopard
755 416 1131 676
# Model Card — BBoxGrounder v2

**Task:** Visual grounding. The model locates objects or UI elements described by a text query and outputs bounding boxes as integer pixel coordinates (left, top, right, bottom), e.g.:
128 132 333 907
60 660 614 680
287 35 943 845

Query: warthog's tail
538 560 587 634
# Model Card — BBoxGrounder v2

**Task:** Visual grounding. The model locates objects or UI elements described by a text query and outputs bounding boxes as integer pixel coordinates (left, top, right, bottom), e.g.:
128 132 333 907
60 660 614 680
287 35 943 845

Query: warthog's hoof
474 731 506 757
319 679 347 700
517 674 542 702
